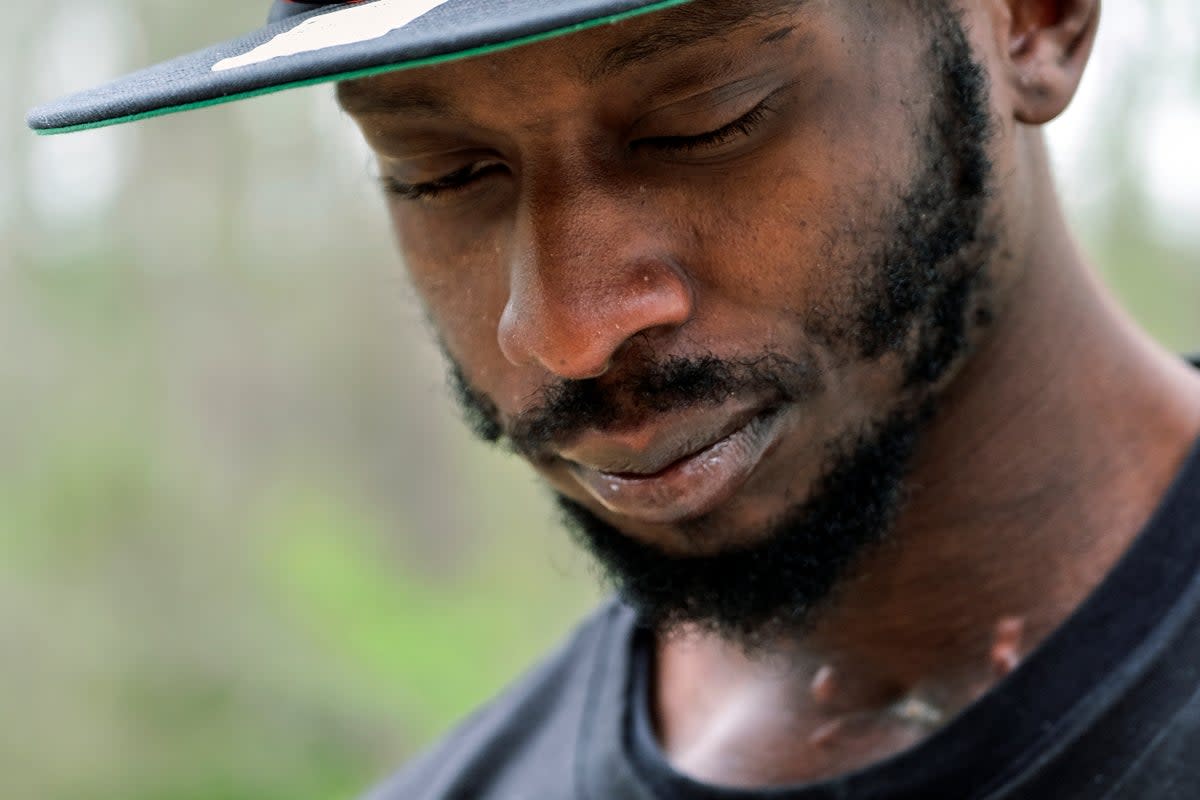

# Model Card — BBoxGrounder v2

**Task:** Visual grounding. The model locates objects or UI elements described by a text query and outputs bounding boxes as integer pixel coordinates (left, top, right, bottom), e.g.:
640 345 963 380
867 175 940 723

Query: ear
998 0 1100 125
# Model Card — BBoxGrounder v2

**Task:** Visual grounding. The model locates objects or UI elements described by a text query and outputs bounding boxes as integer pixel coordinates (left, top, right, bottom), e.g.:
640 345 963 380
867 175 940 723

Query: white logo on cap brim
212 0 452 72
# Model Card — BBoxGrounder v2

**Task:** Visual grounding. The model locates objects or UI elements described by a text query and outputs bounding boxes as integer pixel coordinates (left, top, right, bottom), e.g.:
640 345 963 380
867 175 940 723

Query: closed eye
633 97 776 154
380 161 508 202
380 96 778 202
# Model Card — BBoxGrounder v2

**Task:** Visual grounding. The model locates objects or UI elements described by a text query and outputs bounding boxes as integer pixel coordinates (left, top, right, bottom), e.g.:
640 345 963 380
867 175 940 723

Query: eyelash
634 99 774 153
380 98 775 202
380 162 507 202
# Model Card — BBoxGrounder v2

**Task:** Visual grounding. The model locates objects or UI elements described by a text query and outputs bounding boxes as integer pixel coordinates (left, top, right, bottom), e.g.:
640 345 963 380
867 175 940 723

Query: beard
443 7 998 646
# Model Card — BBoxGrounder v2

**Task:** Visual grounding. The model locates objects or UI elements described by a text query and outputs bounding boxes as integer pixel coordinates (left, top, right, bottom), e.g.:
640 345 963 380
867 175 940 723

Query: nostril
498 247 694 379
500 289 692 379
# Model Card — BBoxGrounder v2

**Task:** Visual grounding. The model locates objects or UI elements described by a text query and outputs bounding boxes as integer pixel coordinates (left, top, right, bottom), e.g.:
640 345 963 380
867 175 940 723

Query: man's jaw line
555 399 931 647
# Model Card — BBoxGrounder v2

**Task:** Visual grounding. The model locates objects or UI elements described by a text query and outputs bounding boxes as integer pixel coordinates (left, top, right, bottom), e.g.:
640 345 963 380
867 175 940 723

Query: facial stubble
441 7 997 647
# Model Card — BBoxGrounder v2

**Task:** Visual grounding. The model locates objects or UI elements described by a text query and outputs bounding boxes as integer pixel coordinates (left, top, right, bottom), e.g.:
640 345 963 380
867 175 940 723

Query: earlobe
1001 0 1100 125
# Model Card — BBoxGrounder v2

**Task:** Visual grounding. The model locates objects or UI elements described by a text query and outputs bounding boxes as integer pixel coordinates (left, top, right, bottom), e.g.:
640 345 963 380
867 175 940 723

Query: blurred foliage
2 2 1198 799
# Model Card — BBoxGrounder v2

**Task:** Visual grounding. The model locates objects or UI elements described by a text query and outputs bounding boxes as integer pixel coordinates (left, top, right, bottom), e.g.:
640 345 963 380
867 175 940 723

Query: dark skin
341 0 1200 788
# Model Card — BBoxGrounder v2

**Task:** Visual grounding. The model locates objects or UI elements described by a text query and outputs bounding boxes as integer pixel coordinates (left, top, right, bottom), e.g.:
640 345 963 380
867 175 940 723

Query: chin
554 403 929 643
629 494 808 558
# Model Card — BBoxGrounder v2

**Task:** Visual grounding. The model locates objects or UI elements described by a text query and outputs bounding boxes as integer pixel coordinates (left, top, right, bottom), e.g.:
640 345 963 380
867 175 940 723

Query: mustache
450 352 824 457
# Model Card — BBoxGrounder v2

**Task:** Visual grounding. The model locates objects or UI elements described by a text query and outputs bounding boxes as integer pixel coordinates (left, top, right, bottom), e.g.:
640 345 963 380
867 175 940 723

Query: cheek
679 33 923 316
680 101 920 327
392 205 528 402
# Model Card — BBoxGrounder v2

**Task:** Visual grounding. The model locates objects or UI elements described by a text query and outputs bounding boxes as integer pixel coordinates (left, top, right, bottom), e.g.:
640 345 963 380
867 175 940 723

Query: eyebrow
584 0 802 83
336 83 451 116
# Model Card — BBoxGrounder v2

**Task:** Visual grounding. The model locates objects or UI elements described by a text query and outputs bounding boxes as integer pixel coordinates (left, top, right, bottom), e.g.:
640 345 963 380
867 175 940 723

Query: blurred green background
2 3 1198 799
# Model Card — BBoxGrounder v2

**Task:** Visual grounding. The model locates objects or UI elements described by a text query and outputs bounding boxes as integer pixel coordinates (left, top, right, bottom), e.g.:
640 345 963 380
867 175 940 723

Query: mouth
561 405 788 526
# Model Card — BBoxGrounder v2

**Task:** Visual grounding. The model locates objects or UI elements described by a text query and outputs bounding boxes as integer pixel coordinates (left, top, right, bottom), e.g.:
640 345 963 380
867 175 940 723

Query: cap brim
27 0 691 135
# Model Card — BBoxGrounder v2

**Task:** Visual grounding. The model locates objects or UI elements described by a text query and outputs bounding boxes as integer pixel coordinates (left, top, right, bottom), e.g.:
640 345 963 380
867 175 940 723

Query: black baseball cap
26 0 692 135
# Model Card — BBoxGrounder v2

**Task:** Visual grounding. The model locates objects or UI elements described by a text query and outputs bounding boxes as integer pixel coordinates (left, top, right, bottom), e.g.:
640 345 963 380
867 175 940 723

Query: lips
559 404 787 525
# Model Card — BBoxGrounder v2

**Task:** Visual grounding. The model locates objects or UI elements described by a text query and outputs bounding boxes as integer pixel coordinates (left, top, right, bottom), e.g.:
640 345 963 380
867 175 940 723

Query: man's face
342 0 1005 642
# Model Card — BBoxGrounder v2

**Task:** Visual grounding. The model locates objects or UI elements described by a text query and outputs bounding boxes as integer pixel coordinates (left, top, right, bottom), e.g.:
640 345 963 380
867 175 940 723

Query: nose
497 180 694 380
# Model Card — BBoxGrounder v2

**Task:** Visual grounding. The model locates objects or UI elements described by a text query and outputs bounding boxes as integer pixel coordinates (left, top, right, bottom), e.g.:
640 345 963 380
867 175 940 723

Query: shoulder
361 600 634 800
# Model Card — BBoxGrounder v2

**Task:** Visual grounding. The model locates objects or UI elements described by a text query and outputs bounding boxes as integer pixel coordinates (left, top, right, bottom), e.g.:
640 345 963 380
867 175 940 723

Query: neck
804 175 1200 683
653 139 1200 786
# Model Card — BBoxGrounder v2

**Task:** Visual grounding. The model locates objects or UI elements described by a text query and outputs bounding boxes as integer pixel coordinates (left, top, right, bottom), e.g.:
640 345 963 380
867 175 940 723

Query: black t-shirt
366 414 1200 799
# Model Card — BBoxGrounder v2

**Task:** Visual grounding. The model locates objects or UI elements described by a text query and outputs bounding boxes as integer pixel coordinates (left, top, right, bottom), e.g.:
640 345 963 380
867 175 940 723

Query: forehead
336 0 803 114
